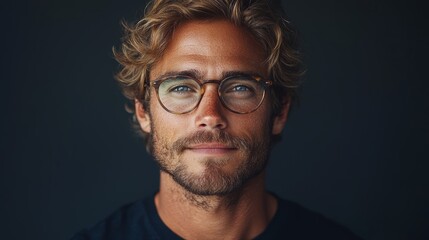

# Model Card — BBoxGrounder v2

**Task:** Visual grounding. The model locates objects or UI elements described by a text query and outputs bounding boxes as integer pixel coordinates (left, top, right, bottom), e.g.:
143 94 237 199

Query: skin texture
135 20 290 240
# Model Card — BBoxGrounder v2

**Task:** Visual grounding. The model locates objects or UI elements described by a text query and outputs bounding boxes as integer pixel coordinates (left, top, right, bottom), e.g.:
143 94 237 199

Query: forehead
150 20 267 79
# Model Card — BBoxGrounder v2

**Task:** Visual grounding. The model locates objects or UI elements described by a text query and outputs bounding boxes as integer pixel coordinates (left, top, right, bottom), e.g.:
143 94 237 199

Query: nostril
196 113 227 130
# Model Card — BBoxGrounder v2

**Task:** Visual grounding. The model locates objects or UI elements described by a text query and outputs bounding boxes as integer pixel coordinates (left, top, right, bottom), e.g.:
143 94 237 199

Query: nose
194 84 227 130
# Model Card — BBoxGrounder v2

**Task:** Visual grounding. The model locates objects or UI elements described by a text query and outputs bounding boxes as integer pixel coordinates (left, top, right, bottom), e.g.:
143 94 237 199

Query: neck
154 171 278 240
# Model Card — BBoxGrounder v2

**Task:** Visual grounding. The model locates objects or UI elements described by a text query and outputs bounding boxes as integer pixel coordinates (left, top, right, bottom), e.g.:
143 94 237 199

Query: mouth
185 143 237 155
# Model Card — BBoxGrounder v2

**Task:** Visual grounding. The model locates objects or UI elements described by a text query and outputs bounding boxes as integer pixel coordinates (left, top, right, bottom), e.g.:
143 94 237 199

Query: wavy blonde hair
113 0 303 143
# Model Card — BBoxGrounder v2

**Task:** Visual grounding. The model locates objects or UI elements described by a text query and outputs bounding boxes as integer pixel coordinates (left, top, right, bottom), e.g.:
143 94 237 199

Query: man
73 0 362 239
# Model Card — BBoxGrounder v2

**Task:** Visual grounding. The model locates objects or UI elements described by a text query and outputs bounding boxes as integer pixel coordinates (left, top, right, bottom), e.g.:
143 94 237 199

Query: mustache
171 131 250 153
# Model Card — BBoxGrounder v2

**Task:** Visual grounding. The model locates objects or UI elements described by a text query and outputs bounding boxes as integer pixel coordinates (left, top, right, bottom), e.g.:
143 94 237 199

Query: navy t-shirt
71 195 362 239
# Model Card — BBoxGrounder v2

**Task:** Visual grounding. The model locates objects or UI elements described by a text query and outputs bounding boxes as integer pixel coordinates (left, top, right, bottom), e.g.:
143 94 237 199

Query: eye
171 85 193 93
159 76 200 96
224 82 256 94
231 85 251 92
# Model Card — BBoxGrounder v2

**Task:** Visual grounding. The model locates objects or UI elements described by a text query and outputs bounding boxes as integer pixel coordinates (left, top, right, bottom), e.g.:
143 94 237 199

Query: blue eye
172 86 192 92
232 85 250 92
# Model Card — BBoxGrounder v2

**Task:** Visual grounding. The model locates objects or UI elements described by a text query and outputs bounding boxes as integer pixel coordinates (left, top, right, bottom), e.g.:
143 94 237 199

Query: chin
169 160 264 196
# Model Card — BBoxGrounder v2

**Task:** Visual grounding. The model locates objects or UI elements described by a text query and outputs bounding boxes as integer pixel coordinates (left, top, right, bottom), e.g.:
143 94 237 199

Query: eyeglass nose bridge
196 79 241 115
198 79 222 96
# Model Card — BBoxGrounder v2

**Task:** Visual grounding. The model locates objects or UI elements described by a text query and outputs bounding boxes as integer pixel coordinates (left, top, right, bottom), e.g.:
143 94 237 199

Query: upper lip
187 143 236 149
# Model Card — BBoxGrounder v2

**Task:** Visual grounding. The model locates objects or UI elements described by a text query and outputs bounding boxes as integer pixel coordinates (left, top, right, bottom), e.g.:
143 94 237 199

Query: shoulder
257 197 363 240
70 198 158 240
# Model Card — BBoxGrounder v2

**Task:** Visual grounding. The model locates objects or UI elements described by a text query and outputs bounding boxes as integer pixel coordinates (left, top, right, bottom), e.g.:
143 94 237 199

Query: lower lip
186 148 236 155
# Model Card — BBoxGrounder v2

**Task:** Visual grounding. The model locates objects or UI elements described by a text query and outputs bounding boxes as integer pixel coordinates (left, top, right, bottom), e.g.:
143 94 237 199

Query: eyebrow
154 69 203 81
153 69 265 81
221 70 265 79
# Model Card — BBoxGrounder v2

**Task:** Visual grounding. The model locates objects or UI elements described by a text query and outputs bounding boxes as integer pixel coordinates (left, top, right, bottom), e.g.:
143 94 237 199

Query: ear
272 98 291 135
135 99 151 133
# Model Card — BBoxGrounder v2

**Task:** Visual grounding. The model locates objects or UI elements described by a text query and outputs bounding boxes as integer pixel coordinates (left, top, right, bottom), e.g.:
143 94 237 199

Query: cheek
228 115 271 140
151 107 186 140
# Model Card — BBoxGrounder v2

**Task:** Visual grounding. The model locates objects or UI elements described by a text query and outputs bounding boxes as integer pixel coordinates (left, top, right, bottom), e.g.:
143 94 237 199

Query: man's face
136 20 288 195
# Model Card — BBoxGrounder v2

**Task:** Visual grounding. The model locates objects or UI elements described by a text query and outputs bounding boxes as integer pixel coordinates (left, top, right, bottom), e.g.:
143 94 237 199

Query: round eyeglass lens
220 77 266 113
158 77 201 113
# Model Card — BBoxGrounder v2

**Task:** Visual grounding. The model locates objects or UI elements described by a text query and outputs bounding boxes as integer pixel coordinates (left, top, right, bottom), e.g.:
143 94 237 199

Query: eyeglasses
148 74 272 114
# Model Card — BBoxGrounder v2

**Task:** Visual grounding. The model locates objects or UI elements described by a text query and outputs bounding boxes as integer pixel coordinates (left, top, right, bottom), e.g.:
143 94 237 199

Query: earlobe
135 99 151 133
272 98 291 135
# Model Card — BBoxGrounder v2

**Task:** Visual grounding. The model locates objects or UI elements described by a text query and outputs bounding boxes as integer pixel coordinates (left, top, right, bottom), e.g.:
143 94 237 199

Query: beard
148 126 271 196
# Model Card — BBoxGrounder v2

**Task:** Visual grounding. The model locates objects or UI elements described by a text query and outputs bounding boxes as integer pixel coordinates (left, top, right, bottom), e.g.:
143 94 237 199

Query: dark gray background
2 0 428 239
